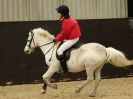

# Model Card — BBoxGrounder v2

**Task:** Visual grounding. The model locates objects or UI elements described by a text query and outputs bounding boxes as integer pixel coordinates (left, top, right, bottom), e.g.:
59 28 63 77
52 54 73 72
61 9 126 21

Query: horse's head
24 28 54 54
24 29 37 54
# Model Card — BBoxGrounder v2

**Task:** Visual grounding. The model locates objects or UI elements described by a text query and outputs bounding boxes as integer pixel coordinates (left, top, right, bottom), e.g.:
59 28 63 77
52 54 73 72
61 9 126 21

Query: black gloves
53 39 56 43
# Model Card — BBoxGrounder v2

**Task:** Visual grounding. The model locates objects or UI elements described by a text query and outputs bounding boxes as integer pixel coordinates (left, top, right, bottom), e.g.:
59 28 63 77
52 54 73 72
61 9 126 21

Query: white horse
24 28 133 97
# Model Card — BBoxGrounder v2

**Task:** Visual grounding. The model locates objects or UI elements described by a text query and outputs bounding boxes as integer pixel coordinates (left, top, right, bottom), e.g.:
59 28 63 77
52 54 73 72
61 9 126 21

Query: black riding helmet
56 5 69 17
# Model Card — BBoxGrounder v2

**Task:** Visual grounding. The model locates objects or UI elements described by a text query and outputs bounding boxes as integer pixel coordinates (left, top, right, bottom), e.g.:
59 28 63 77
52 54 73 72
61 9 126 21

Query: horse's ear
30 29 33 32
30 29 33 34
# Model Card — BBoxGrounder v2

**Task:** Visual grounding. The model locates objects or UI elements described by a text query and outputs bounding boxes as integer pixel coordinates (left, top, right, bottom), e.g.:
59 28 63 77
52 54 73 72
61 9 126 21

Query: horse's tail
106 47 133 67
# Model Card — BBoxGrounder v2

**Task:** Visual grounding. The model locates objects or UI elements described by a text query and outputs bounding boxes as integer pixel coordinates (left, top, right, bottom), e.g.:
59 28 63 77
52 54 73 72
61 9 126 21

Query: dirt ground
0 77 133 99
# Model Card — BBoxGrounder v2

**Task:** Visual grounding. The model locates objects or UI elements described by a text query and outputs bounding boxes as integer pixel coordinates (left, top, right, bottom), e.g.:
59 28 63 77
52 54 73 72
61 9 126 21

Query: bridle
26 30 56 61
26 30 36 49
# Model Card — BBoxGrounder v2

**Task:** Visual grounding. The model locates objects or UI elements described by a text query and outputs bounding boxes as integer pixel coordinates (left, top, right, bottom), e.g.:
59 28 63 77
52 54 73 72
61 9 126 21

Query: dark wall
0 18 133 84
128 0 133 17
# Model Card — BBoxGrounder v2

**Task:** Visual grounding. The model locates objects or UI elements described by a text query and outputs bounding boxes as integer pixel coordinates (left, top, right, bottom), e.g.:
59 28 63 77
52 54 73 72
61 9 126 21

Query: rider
53 5 81 72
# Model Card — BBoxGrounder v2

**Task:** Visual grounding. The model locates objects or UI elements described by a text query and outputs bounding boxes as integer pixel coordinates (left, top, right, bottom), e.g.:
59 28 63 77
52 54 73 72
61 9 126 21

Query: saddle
56 40 81 61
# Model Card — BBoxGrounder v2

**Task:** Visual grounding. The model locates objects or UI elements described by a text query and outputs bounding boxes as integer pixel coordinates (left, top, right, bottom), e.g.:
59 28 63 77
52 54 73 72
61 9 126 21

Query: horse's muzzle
24 49 31 54
24 50 28 54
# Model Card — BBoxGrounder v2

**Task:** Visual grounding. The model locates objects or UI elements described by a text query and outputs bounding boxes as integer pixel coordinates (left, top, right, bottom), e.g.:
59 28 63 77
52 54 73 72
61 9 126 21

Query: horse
24 27 133 97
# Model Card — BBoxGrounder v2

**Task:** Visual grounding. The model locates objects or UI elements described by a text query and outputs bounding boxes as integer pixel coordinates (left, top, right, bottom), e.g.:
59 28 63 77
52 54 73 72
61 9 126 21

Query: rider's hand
53 39 57 43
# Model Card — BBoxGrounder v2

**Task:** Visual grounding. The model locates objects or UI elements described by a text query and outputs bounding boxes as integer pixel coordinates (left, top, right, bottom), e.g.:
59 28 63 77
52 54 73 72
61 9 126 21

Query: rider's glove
53 39 57 43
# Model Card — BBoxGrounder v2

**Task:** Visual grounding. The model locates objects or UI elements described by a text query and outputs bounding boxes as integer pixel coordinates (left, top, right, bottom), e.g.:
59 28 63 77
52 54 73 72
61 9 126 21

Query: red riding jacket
55 17 81 42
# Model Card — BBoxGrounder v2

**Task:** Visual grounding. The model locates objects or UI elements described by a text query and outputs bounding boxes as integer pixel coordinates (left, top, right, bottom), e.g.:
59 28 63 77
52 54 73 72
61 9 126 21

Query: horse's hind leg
89 65 103 97
75 65 95 93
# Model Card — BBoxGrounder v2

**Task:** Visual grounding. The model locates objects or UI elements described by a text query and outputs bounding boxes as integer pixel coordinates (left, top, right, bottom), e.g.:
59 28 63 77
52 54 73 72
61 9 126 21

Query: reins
39 41 53 47
36 41 56 62
43 42 56 60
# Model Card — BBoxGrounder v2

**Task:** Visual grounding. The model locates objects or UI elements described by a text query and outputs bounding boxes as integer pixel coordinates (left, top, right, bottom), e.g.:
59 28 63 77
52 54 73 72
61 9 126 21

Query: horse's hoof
40 92 45 95
89 93 96 97
75 87 82 93
41 89 46 94
75 89 80 93
53 84 58 89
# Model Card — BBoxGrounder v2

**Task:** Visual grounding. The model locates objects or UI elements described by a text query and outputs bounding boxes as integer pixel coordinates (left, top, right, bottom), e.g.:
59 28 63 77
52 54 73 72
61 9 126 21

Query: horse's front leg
41 66 58 94
41 82 47 94
43 77 57 89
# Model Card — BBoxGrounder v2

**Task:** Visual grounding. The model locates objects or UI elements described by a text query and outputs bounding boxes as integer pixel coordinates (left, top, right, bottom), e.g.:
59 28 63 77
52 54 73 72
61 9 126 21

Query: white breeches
57 38 79 55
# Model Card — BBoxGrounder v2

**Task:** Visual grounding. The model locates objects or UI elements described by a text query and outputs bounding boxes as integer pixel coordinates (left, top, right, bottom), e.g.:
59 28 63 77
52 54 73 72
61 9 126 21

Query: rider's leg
57 54 68 72
57 38 79 72
57 38 79 55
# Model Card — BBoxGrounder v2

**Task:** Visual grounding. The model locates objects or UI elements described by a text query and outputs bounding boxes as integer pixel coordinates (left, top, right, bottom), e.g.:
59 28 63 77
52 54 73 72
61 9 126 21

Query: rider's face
57 13 62 20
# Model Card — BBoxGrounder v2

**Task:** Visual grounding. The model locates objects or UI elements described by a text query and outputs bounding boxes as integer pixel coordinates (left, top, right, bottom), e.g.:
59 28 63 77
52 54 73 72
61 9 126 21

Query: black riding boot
58 54 68 73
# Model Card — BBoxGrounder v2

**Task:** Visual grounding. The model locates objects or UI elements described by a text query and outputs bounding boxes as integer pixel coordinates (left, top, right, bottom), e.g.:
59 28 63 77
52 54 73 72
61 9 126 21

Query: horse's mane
33 27 54 39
